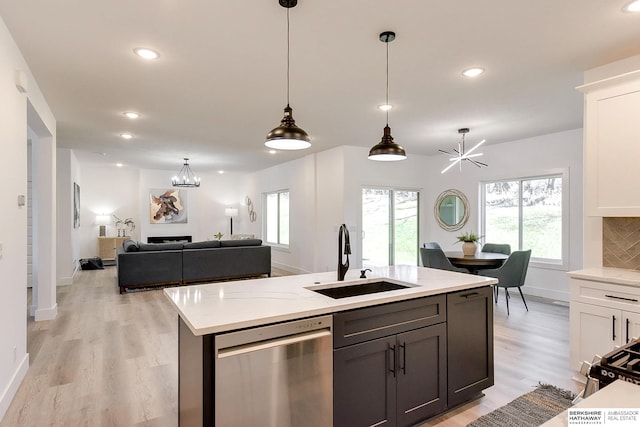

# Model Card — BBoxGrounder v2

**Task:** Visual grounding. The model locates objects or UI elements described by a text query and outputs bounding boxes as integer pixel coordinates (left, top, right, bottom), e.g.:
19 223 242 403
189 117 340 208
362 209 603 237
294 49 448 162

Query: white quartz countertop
568 267 640 288
164 265 497 336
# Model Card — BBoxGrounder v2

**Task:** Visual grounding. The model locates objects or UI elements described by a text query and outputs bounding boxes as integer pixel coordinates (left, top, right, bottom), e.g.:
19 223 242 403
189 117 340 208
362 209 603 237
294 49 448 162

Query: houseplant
456 231 482 256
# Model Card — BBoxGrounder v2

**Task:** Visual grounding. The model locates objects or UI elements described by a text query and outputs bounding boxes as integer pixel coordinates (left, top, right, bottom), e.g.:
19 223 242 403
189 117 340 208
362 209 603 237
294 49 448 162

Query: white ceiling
1 0 640 173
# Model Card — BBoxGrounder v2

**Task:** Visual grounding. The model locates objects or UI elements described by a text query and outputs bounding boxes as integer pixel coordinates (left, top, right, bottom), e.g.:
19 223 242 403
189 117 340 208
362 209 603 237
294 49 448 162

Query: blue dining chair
477 250 531 315
423 242 442 249
420 248 468 273
481 243 511 255
481 243 511 301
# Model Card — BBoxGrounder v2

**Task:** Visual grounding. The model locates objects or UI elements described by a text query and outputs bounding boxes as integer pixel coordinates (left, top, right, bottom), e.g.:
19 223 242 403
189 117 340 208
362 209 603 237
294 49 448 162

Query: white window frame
480 168 569 271
263 189 290 249
361 186 421 267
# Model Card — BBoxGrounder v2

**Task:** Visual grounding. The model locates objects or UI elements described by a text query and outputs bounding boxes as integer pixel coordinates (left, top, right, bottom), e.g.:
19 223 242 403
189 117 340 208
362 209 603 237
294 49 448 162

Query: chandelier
171 158 201 187
440 128 487 173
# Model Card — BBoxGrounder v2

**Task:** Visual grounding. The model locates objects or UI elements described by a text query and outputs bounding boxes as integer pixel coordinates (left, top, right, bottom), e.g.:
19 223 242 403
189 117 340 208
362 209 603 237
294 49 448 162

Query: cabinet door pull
605 294 639 303
388 344 396 377
612 315 616 341
460 292 479 299
399 342 406 375
626 318 630 344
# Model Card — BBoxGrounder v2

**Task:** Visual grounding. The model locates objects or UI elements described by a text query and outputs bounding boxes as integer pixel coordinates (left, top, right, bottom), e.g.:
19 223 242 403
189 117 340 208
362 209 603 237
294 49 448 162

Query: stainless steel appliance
215 315 333 427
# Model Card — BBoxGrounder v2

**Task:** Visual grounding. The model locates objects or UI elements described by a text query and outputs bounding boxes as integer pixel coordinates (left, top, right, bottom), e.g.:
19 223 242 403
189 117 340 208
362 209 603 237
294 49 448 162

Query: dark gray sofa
116 239 271 293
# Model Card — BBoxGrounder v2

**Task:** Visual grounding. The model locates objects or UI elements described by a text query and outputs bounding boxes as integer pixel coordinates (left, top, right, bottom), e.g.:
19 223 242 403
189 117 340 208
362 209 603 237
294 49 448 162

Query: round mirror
434 189 469 231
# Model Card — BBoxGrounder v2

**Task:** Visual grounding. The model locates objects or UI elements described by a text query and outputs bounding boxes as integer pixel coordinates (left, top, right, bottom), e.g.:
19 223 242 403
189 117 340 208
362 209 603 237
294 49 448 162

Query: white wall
245 129 583 302
56 148 80 284
74 165 251 258
422 128 584 301
0 17 56 421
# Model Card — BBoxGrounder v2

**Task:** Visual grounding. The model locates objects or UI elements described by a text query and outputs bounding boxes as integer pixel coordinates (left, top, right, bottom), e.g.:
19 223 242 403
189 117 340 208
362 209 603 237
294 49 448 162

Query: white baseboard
34 303 58 321
0 353 29 422
271 262 311 275
57 276 73 286
523 285 569 303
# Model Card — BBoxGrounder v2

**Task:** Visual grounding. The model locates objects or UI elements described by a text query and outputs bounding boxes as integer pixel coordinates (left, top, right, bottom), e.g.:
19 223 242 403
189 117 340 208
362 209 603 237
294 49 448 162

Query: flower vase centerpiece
456 231 482 256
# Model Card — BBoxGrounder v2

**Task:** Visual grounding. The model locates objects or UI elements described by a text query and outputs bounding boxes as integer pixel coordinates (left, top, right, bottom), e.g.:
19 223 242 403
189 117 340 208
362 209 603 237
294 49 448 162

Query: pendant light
171 158 201 187
368 31 406 161
265 0 311 150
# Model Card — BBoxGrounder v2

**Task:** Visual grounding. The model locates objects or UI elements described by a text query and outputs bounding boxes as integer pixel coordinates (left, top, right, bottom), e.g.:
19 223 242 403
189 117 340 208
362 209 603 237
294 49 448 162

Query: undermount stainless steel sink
309 281 410 299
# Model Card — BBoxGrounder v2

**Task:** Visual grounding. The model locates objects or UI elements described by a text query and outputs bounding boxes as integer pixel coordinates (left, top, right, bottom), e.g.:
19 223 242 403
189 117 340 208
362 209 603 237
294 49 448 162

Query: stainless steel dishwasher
214 315 333 427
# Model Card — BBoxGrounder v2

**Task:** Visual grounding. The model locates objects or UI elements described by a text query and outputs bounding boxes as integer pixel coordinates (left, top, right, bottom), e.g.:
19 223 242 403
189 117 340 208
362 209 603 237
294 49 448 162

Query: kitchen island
165 265 497 427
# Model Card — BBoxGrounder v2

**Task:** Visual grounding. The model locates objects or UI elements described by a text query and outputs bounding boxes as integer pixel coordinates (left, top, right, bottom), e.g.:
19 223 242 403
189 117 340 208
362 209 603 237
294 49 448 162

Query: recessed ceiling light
119 133 133 140
218 170 225 174
623 0 640 12
123 112 140 119
378 104 393 111
268 150 277 154
462 67 485 78
133 48 160 60
116 163 124 168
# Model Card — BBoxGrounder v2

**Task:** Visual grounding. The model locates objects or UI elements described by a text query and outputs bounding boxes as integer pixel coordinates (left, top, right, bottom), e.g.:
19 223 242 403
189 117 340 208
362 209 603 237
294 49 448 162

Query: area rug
467 383 576 427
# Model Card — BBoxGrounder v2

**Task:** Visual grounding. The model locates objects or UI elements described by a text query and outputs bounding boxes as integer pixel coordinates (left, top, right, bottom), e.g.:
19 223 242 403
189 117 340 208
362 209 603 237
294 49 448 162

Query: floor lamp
225 208 238 236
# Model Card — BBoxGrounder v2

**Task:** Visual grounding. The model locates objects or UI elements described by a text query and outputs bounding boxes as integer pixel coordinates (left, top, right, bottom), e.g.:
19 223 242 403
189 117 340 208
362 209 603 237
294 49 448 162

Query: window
481 173 565 266
362 188 419 267
264 190 289 246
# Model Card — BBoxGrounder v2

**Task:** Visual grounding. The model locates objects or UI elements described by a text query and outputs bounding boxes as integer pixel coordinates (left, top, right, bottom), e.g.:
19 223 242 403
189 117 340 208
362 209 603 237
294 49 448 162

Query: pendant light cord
385 35 389 126
286 7 290 107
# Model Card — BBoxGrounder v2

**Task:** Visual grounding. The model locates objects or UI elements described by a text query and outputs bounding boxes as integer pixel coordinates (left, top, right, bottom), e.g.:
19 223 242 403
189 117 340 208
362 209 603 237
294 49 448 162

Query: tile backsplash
603 217 640 270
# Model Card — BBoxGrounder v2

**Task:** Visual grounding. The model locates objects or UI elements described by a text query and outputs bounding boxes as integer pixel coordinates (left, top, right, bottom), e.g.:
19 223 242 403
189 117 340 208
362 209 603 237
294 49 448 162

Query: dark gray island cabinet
333 287 493 427
176 285 494 427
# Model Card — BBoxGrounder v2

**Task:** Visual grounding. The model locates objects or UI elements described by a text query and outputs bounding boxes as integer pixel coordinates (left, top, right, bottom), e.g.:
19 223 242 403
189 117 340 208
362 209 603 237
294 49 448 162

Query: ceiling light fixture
123 112 140 119
133 48 159 60
439 128 488 173
623 0 640 12
378 104 393 111
171 158 201 187
462 67 485 77
265 0 311 150
120 133 133 140
368 31 406 162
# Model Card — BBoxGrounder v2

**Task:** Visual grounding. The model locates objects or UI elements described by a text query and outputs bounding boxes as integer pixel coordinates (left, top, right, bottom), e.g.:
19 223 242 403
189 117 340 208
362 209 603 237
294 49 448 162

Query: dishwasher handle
217 329 331 359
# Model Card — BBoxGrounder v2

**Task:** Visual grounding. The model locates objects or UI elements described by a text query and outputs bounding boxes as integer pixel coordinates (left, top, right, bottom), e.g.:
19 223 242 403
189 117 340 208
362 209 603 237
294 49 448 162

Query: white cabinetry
579 70 640 216
569 277 640 369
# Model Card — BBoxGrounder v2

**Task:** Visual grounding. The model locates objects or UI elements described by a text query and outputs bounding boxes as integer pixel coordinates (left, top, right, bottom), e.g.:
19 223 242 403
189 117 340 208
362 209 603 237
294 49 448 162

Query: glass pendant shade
265 105 311 150
368 125 407 161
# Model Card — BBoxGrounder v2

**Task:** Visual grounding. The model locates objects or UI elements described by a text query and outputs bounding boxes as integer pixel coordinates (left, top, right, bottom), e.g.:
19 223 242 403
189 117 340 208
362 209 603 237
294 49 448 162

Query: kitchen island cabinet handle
612 315 616 341
389 344 396 377
605 294 638 303
459 292 479 299
399 342 406 374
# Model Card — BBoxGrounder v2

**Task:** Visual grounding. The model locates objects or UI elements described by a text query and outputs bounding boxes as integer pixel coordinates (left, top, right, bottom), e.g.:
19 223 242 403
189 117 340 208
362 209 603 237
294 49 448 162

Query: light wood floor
1 268 581 426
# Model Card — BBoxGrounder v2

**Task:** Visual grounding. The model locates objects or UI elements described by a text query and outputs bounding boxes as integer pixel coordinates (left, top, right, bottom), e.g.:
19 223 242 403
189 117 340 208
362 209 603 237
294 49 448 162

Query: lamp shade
95 215 111 226
265 105 311 150
368 125 407 161
225 208 239 217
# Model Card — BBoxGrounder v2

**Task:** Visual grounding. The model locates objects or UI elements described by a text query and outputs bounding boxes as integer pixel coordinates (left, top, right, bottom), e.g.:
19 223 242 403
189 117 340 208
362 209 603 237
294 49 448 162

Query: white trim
0 353 29 422
271 261 311 275
480 168 569 270
34 303 58 321
522 285 570 303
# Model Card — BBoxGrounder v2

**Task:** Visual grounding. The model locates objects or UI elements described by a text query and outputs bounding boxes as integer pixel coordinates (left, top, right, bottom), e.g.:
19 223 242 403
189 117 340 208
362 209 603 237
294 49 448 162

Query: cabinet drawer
571 279 640 310
333 295 446 348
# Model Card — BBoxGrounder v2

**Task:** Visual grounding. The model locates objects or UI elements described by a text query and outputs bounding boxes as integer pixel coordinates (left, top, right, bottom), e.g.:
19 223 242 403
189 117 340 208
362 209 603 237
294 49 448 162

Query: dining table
445 251 509 274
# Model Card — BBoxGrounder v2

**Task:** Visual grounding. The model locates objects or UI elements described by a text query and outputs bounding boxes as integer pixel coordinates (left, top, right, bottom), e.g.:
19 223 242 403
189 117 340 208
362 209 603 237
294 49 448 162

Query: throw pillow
123 239 139 252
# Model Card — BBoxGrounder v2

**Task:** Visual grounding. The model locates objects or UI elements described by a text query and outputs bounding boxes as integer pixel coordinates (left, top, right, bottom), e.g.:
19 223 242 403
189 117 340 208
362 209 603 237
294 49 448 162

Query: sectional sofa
116 238 271 293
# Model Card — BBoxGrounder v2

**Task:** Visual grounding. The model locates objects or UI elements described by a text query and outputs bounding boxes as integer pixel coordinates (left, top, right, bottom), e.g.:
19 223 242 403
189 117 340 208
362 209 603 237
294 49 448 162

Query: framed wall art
149 188 188 224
